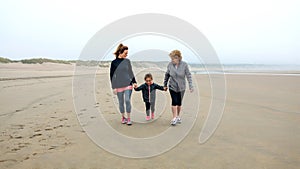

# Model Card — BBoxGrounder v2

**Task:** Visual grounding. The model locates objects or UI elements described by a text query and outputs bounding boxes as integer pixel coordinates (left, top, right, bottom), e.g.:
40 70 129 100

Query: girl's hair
169 50 182 60
144 73 153 80
114 43 128 58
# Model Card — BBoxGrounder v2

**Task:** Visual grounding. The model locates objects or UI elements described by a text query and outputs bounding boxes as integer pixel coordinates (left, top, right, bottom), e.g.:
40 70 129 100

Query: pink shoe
151 112 155 119
127 118 132 125
121 116 127 124
146 116 150 121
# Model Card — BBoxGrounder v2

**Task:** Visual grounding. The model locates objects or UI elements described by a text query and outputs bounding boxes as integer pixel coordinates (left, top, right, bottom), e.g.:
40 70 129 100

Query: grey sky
0 0 299 64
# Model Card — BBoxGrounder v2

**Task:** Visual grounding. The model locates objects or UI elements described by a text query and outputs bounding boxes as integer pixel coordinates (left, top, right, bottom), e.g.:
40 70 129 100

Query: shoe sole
171 120 177 126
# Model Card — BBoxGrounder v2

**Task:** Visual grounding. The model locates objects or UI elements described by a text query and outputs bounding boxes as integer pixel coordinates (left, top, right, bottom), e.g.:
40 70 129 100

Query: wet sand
0 63 299 169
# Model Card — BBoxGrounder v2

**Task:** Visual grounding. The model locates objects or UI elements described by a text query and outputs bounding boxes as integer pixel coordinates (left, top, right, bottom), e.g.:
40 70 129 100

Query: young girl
134 73 167 120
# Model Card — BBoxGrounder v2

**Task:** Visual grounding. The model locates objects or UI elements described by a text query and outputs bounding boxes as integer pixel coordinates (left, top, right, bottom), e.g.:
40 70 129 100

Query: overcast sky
0 0 299 64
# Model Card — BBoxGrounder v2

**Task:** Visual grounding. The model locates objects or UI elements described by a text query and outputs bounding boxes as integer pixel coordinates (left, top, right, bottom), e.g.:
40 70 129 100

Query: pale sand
0 63 299 169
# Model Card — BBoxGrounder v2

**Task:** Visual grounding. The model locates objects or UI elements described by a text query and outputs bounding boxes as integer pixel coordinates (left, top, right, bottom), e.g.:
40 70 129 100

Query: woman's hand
164 87 168 91
133 83 138 89
113 89 117 95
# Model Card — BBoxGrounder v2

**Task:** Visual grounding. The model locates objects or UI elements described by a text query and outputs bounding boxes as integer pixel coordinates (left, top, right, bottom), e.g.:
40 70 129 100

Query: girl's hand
133 83 137 88
164 87 168 91
113 89 117 95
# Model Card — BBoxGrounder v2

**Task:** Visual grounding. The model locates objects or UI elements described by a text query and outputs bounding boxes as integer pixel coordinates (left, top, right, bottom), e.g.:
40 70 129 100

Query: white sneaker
171 118 177 126
176 117 182 124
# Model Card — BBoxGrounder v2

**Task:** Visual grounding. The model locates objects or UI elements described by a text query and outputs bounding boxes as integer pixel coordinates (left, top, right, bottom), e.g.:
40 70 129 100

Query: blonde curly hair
169 50 182 61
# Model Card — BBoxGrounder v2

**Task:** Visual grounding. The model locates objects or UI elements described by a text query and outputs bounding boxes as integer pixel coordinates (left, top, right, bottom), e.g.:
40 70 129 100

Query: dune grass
0 57 12 63
0 57 72 64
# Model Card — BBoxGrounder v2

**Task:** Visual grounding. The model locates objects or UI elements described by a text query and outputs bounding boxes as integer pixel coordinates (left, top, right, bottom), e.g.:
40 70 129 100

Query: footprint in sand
48 145 58 150
9 134 23 139
53 125 64 129
30 133 42 138
18 142 30 147
59 118 68 121
14 136 23 139
10 124 24 129
18 145 26 149
45 127 53 131
38 138 47 142
11 148 20 151
0 159 18 163
24 157 30 160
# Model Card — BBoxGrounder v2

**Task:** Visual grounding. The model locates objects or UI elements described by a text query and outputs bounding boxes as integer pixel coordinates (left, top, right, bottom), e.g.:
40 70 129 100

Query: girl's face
145 77 152 85
120 50 128 58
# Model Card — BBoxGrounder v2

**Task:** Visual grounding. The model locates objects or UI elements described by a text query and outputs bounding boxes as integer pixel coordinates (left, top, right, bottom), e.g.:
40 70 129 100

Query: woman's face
120 50 128 58
171 56 180 65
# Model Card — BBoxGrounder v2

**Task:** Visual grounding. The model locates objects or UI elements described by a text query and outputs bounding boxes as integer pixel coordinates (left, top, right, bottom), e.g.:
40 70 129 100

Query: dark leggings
145 102 155 116
169 89 185 106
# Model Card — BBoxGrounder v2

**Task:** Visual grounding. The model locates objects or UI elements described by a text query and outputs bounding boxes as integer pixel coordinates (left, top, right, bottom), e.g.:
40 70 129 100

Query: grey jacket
164 61 193 92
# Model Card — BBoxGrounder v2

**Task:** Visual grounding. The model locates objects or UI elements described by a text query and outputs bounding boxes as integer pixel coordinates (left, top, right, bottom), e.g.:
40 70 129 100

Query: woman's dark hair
114 43 128 58
144 73 153 80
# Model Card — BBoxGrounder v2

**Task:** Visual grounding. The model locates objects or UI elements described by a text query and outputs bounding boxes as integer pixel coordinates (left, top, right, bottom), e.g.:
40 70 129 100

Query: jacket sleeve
154 83 165 91
110 62 116 89
127 59 137 84
163 63 170 87
185 63 193 90
134 84 144 91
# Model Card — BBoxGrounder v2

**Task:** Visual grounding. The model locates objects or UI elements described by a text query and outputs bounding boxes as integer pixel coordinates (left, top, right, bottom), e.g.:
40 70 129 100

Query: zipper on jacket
148 85 151 103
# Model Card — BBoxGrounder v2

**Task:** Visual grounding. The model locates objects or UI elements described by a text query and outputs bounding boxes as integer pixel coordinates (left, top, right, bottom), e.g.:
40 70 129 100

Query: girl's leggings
145 102 155 116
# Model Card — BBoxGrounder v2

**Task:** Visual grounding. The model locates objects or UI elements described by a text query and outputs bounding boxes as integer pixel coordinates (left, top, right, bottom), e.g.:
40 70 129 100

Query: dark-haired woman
110 44 137 125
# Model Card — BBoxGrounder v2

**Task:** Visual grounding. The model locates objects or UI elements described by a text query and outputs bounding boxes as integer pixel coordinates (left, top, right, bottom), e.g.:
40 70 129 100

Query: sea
190 64 300 76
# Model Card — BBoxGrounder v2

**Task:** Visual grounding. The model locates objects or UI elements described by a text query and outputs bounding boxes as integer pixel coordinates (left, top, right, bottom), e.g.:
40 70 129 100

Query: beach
0 63 299 169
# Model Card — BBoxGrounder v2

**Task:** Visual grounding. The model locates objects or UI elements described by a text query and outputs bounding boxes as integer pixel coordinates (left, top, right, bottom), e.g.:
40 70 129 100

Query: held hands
164 87 168 91
113 89 117 95
133 83 138 89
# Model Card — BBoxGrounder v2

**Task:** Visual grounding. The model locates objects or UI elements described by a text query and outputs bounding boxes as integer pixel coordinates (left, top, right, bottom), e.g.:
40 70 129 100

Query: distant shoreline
1 57 300 73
